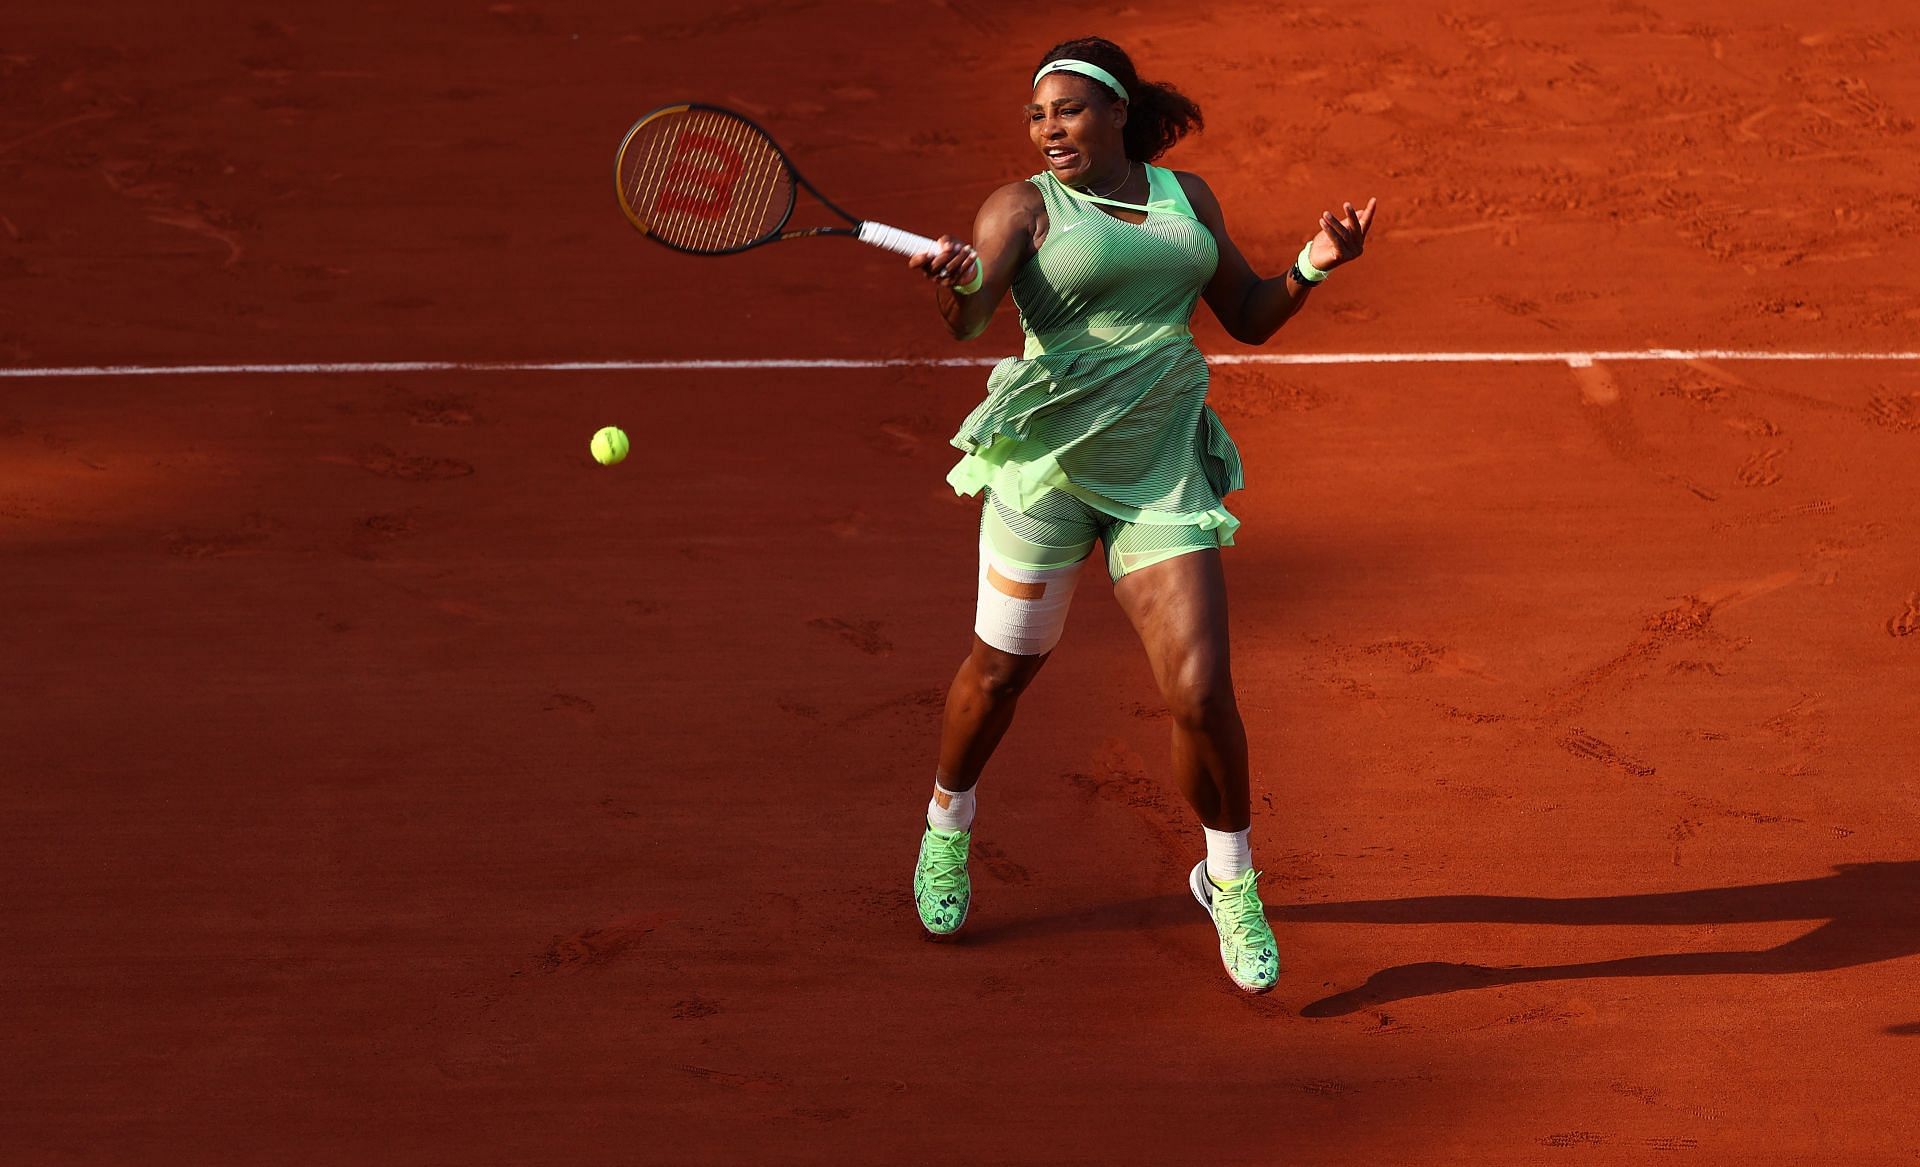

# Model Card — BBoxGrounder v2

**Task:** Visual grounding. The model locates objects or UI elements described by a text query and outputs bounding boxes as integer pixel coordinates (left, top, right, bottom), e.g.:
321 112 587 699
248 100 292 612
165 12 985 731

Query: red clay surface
5 1 1920 1163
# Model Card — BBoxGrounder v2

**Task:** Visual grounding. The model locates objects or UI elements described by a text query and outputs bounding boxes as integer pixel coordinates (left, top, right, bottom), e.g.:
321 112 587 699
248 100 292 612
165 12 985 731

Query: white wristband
1294 242 1328 283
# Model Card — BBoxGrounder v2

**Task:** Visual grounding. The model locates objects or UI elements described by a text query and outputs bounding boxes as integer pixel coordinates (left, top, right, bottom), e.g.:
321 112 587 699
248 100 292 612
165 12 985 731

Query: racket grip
856 220 947 258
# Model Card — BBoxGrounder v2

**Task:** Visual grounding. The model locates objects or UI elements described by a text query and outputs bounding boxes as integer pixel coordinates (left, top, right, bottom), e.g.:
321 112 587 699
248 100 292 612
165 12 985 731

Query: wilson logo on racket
653 132 745 220
615 101 966 263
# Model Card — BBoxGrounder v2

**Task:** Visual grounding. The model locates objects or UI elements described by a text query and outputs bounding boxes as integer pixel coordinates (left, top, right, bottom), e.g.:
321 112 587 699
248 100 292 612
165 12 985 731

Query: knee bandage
974 535 1085 656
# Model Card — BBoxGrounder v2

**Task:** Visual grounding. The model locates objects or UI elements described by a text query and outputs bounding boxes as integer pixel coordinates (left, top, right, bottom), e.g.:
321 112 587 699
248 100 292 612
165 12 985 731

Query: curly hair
1033 36 1203 162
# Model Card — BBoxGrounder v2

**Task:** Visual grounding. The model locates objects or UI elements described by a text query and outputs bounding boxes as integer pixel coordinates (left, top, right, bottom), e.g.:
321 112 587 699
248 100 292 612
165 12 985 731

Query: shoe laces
1213 871 1269 945
921 830 969 889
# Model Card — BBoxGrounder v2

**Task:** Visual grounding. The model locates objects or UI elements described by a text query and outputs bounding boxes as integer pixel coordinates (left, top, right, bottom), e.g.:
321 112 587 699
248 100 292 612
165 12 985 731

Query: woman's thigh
1101 518 1221 582
972 489 1100 657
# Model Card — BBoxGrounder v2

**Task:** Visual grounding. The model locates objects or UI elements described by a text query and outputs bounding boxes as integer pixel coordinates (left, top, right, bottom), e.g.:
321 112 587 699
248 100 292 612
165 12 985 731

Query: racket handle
856 220 947 257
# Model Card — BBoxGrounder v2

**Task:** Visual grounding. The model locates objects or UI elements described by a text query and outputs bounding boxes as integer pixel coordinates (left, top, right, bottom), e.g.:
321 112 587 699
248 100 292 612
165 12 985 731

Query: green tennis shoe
1189 861 1280 993
914 824 972 936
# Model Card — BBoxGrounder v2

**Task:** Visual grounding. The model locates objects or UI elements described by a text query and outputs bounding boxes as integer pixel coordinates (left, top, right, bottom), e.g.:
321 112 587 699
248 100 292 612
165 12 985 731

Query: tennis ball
590 425 629 466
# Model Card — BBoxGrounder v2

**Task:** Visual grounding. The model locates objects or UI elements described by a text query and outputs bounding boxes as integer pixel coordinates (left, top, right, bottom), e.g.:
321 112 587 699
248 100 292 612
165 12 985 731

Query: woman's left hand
1306 198 1377 272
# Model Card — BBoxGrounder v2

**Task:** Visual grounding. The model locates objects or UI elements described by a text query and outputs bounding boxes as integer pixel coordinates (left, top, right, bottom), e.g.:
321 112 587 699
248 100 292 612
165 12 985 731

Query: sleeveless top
945 164 1244 543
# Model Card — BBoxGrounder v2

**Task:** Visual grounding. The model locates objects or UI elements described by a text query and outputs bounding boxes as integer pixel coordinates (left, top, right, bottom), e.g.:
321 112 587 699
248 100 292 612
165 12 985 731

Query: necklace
1085 160 1133 199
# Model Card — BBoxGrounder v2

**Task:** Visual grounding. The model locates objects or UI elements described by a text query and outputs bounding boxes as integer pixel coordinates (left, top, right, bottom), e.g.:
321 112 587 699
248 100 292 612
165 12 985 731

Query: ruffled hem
946 437 1241 548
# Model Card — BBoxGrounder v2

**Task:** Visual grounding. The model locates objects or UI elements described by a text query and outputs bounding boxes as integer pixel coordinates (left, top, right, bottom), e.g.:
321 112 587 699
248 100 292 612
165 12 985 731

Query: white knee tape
974 536 1084 656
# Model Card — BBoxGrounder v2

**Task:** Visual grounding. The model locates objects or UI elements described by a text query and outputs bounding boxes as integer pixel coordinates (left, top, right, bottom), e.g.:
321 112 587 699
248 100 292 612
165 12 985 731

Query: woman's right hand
907 235 979 289
926 181 1037 340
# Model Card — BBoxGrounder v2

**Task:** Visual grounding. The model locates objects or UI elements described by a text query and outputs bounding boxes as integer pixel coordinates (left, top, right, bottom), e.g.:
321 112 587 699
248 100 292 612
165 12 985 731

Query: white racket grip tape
856 220 945 257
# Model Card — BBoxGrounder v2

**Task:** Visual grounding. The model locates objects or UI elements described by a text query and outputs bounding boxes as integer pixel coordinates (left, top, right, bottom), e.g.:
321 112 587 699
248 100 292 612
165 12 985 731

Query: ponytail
1033 36 1203 162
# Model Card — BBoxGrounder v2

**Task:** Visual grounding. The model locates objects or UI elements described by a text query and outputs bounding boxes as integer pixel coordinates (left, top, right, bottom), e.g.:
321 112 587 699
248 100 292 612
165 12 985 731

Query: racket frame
615 102 878 257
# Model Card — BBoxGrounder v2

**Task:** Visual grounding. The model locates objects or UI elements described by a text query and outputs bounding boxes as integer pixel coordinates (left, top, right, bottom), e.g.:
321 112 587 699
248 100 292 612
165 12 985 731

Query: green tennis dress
947 164 1243 553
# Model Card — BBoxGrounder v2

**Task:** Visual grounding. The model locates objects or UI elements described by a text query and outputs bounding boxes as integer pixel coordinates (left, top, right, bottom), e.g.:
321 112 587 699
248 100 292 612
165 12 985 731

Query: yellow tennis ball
590 425 629 466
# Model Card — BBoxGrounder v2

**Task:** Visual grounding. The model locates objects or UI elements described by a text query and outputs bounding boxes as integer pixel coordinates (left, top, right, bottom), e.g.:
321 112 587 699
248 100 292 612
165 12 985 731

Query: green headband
1032 58 1129 103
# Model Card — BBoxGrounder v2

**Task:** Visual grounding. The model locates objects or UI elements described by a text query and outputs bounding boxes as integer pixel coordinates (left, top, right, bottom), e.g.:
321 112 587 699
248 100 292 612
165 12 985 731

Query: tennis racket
615 103 957 261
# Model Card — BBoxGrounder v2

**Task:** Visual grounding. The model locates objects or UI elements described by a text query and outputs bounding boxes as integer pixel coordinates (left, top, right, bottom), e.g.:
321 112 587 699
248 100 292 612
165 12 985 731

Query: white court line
0 350 1916 378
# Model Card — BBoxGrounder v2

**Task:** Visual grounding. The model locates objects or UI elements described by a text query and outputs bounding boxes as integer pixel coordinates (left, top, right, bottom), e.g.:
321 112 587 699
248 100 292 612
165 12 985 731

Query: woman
906 36 1376 993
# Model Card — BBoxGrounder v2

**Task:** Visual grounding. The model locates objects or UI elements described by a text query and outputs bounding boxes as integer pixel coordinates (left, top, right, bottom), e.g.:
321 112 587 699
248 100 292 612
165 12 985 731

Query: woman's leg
1109 543 1249 832
1110 532 1277 992
935 635 1052 794
932 489 1100 794
914 490 1097 936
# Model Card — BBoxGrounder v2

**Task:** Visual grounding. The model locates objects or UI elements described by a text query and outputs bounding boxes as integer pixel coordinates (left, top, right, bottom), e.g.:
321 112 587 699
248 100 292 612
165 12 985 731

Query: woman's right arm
907 181 1041 341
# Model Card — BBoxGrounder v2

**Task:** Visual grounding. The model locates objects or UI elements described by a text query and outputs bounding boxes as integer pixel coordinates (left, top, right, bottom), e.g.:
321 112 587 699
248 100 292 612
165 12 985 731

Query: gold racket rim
613 103 692 236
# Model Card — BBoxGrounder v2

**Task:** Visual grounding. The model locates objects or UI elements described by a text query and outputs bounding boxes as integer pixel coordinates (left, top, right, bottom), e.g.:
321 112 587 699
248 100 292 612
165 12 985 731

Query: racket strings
626 120 676 226
734 122 786 248
621 108 791 251
696 112 761 252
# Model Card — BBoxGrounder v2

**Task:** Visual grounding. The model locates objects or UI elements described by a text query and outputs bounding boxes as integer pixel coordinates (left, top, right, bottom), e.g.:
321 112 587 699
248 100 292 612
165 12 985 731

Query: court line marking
1 350 1915 378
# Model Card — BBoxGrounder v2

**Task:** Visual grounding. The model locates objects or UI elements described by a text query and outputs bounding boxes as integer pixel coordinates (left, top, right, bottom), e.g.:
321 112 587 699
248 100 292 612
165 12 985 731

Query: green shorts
982 486 1222 582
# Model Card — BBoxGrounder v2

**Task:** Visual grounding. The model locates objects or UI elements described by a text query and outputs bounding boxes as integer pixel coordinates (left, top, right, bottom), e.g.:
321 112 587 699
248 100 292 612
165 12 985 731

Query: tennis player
906 37 1376 993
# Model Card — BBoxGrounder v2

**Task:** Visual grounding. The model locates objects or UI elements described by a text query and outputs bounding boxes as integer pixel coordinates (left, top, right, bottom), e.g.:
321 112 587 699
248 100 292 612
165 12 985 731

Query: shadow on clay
1276 861 1920 1018
958 892 1195 945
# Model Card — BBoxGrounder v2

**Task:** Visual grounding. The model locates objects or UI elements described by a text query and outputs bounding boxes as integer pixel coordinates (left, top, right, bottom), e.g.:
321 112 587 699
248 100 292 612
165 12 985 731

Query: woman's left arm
1178 172 1376 346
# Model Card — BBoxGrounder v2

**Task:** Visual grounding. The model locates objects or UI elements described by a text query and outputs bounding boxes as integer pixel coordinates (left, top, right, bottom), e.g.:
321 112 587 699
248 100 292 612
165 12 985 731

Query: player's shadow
960 891 1196 945
1282 861 1920 1017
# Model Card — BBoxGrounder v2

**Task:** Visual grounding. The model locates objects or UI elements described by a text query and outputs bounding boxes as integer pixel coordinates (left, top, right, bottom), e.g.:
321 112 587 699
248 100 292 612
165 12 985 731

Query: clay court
5 1 1919 1162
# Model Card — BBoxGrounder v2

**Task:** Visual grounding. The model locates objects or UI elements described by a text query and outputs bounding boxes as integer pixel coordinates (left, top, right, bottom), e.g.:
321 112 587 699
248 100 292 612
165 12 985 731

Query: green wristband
1294 242 1328 283
952 253 984 296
